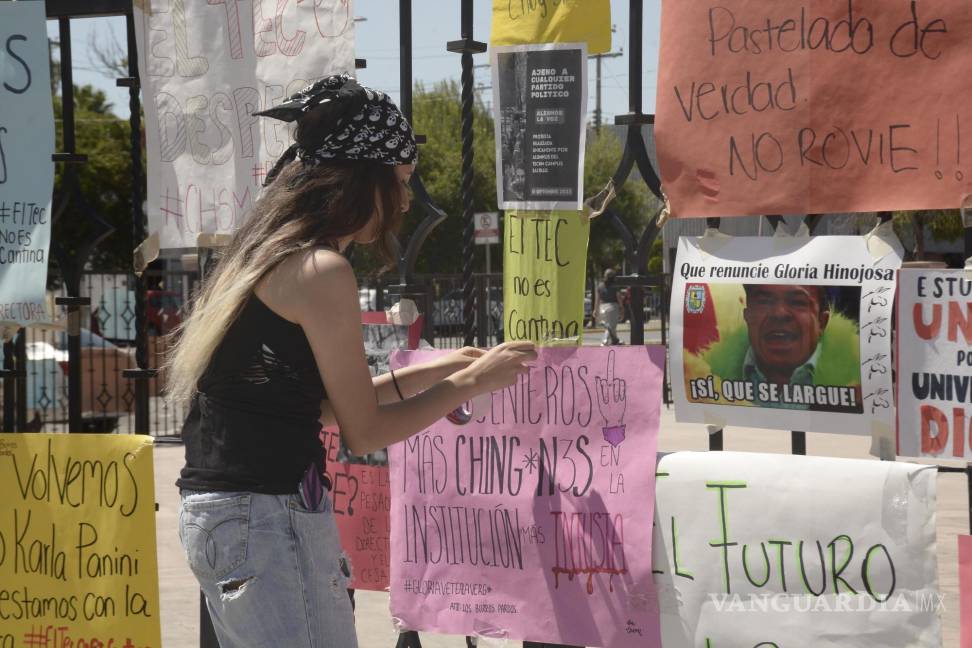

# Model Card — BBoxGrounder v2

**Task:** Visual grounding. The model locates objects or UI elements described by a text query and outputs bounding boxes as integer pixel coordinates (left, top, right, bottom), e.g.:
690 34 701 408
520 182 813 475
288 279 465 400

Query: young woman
166 75 536 648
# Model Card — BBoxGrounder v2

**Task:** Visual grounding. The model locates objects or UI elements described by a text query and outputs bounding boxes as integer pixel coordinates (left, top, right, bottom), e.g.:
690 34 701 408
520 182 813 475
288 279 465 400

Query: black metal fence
4 268 513 437
8 1 965 647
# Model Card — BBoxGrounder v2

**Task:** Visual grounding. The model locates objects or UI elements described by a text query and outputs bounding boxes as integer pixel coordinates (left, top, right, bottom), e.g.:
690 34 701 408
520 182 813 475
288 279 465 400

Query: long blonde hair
165 159 406 404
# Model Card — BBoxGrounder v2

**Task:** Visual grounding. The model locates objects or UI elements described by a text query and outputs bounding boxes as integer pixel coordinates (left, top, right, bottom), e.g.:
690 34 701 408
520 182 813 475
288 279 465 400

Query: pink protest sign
322 426 391 591
389 346 664 647
961 535 972 647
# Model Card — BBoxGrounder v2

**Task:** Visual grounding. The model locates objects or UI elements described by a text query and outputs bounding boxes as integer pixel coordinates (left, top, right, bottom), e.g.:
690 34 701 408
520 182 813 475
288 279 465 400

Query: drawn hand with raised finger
594 349 627 447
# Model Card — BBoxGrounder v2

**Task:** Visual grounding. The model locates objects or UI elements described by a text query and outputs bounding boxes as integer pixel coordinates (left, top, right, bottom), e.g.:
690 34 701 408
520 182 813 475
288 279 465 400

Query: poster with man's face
670 235 901 435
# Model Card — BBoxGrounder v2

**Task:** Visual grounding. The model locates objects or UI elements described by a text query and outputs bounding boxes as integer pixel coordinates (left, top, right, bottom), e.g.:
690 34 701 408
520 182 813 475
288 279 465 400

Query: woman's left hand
436 346 486 374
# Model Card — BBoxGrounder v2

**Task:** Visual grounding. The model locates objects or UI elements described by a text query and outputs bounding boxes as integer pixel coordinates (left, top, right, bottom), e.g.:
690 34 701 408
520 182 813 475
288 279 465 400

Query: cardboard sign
490 0 611 55
897 269 972 459
0 2 54 326
653 451 941 646
317 311 424 591
655 0 972 217
322 426 391 592
491 43 587 211
503 210 589 345
670 234 901 434
0 433 161 648
389 346 665 647
133 0 354 249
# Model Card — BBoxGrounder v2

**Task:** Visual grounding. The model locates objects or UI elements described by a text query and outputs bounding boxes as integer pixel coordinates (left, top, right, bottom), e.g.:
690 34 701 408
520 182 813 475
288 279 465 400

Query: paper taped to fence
896 268 972 459
491 43 587 211
670 235 901 434
655 0 972 217
0 2 54 326
133 1 354 249
389 346 664 647
314 311 424 591
490 0 611 54
504 210 589 345
653 451 941 646
321 426 391 591
0 433 161 647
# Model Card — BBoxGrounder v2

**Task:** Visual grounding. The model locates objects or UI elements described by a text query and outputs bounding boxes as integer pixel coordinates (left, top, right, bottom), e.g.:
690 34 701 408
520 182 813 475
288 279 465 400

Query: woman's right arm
293 250 535 456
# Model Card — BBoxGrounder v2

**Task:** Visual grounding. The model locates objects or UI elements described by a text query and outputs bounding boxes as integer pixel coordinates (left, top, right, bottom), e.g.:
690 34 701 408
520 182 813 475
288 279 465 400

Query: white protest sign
0 1 54 326
897 268 972 459
653 451 941 647
670 235 900 434
134 0 355 249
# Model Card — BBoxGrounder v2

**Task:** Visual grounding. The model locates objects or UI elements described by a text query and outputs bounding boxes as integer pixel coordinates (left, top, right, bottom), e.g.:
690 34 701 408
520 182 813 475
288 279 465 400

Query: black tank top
176 296 326 494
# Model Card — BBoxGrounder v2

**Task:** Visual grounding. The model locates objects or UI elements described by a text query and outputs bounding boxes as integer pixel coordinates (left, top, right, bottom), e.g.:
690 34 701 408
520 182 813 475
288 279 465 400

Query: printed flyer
670 234 901 434
491 43 587 211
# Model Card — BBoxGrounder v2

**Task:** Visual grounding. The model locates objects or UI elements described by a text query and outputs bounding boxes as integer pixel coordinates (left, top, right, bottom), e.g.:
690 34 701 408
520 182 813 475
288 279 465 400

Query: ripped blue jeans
179 490 357 648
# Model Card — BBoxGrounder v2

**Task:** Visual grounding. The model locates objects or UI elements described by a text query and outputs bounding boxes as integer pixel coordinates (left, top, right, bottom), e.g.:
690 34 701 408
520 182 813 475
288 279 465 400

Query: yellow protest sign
504 210 589 345
0 433 161 648
491 0 611 54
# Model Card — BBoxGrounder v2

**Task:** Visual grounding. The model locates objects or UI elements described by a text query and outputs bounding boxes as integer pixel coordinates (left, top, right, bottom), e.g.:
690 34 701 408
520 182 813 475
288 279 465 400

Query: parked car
358 287 378 312
2 328 135 432
147 290 182 335
432 287 504 338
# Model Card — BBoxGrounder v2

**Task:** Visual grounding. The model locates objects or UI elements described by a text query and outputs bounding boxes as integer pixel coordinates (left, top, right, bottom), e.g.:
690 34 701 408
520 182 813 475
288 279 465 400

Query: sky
47 0 662 122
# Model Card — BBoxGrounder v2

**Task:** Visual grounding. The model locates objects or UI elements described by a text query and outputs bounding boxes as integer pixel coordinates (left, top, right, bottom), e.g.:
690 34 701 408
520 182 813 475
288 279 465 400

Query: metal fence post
119 9 157 435
447 0 486 347
2 337 16 431
14 331 27 431
55 296 89 432
476 275 488 347
199 595 220 648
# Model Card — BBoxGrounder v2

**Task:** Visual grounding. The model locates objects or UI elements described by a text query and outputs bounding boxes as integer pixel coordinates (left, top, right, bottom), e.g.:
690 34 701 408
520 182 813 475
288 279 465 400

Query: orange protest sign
655 0 972 217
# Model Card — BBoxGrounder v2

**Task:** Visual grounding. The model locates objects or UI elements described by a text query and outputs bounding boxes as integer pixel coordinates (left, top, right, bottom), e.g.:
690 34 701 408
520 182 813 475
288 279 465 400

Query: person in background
597 268 622 345
165 74 536 648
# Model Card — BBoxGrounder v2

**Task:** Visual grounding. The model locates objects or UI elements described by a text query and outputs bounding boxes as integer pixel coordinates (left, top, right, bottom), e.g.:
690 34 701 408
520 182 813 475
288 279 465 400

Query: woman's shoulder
256 247 355 320
267 247 351 285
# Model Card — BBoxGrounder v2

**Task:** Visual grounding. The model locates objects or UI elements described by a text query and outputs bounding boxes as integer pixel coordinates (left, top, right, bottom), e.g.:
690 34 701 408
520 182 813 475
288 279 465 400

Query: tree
51 84 136 281
584 127 660 277
892 209 963 260
350 80 498 277
352 81 662 279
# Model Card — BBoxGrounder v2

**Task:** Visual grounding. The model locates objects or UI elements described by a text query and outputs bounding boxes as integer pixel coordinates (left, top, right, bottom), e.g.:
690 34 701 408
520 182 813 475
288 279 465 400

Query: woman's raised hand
456 341 537 394
436 346 487 373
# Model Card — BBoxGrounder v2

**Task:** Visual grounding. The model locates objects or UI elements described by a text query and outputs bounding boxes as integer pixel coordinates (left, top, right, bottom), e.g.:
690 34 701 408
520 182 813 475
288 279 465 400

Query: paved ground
154 405 965 647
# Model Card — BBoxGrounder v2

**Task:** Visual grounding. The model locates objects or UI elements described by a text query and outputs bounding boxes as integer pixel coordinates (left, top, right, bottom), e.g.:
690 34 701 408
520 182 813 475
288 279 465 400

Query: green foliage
354 83 662 278
891 208 963 259
585 128 661 276
52 85 136 276
647 238 664 275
